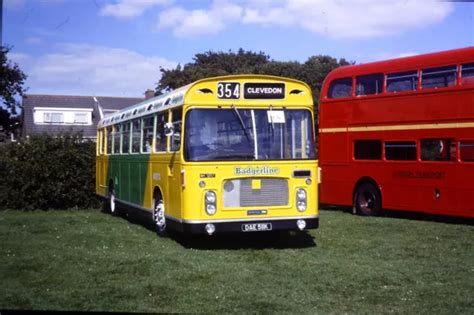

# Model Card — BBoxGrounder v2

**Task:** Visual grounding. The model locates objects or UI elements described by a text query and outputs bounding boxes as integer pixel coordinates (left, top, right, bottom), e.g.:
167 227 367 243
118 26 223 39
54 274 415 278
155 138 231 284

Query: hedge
0 134 99 210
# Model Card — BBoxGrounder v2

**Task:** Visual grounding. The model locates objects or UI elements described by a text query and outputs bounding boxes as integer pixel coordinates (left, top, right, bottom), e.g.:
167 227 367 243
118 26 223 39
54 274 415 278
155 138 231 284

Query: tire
353 182 382 216
103 189 118 216
153 197 167 236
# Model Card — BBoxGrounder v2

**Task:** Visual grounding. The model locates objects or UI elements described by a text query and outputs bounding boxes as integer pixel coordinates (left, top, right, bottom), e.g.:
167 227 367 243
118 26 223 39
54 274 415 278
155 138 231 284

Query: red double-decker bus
318 47 474 218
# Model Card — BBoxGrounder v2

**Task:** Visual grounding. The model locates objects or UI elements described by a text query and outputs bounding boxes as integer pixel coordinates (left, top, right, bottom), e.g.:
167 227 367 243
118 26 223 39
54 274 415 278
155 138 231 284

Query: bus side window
122 123 130 154
354 140 382 160
106 126 113 155
421 139 456 161
385 141 417 161
156 112 169 152
328 78 352 99
422 65 457 89
131 119 141 153
460 140 474 162
386 71 418 93
171 108 182 151
97 130 102 155
142 116 154 153
113 125 121 154
461 63 474 85
356 73 383 96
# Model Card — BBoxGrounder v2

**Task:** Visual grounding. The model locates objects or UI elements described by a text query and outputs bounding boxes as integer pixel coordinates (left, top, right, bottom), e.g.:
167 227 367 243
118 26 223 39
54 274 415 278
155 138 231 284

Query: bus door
167 108 183 218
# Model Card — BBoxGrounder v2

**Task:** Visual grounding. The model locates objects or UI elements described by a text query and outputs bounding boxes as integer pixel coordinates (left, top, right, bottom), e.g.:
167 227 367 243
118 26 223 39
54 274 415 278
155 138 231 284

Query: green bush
0 134 99 210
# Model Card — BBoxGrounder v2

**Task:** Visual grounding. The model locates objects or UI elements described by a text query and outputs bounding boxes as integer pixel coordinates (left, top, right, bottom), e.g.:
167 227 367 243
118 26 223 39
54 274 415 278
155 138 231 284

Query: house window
74 113 88 124
44 112 64 123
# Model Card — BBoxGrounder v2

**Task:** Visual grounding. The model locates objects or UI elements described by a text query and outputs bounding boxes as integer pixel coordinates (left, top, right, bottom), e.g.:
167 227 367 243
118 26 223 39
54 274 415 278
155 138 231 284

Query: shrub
0 133 99 210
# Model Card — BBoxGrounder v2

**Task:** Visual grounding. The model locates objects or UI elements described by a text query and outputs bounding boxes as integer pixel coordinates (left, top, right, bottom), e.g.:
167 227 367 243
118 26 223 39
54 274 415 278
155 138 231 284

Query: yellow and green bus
96 75 319 235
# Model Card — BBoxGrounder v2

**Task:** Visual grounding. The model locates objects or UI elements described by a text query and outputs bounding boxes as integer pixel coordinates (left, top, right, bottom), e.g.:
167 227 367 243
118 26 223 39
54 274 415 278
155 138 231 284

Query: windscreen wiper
231 104 251 142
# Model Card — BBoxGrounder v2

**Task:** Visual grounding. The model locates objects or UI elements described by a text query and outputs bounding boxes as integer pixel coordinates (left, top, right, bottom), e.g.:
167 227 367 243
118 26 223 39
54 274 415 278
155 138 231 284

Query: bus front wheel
353 182 382 216
153 198 166 236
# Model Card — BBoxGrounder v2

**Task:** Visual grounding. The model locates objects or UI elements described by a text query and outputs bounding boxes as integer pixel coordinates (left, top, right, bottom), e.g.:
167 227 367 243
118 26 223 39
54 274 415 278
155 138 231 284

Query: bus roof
325 46 474 82
98 74 312 128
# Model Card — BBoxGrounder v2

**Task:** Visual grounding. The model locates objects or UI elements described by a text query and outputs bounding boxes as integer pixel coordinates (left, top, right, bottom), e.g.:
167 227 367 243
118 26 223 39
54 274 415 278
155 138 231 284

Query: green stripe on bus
106 154 150 207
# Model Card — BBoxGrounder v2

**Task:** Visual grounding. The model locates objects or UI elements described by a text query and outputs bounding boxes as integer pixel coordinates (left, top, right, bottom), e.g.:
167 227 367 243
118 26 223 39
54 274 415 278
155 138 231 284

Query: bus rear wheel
354 182 382 216
153 198 166 236
105 190 118 216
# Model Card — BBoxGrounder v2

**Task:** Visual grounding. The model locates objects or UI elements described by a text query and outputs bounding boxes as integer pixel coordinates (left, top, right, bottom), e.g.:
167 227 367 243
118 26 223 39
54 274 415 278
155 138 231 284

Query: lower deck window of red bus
460 140 474 162
421 139 457 162
385 141 417 161
354 140 382 160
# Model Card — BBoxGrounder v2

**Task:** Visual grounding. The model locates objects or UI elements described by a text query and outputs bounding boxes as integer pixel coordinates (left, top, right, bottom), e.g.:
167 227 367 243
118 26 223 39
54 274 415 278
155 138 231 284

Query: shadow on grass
119 209 317 250
320 205 474 226
382 209 474 226
171 230 316 250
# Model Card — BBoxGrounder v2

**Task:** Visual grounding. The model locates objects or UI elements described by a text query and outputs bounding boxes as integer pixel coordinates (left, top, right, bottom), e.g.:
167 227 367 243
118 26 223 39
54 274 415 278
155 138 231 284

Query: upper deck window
356 74 383 96
328 78 352 99
422 65 456 89
461 63 474 85
387 71 418 93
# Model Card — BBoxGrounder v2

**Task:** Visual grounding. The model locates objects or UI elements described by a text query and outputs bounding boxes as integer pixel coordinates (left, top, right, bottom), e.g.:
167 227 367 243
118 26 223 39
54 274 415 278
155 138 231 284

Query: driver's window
171 108 182 151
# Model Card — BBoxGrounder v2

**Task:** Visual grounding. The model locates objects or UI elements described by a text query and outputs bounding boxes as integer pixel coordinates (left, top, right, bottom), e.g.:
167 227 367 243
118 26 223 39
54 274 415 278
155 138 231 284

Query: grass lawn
0 208 472 313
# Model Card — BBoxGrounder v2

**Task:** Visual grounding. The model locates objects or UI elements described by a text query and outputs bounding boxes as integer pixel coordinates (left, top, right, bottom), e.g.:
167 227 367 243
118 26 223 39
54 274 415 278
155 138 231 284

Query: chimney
145 89 155 99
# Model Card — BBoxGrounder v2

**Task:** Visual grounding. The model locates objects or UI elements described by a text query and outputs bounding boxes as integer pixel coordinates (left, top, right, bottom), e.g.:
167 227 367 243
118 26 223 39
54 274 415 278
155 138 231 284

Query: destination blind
244 83 285 99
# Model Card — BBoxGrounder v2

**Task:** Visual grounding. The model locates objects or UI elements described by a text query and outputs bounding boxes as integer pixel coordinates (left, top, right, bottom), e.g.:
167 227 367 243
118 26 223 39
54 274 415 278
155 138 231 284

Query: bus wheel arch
353 177 383 216
152 187 167 236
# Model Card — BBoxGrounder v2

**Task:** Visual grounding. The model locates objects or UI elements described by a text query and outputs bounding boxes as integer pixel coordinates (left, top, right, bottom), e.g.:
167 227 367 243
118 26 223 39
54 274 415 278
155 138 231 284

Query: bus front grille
223 178 289 208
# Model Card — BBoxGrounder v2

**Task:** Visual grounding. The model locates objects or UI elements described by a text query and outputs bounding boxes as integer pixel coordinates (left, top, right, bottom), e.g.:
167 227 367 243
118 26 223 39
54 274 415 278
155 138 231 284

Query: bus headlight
296 188 307 212
205 191 217 215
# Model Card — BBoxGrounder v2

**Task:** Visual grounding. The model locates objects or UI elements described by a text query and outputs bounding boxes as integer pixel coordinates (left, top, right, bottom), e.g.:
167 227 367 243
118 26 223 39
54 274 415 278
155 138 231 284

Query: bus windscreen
184 108 315 161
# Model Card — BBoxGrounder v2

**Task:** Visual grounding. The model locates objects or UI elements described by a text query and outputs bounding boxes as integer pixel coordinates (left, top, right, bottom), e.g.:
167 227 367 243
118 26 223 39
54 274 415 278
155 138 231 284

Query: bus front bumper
167 217 319 235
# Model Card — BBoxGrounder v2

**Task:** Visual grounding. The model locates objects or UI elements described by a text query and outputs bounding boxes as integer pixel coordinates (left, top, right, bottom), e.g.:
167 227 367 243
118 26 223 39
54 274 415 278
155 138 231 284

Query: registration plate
242 223 272 232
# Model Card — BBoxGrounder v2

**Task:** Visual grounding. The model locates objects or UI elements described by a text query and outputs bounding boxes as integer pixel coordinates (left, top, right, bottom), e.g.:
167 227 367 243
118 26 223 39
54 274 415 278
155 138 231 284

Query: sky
3 0 474 98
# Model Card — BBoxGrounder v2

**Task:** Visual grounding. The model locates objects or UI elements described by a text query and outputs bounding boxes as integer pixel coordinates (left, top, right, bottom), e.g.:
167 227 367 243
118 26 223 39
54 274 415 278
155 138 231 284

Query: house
21 91 154 138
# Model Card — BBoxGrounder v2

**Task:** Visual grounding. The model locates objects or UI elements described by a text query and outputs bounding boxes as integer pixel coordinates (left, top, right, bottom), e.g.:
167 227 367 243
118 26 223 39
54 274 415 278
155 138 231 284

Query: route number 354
217 82 240 99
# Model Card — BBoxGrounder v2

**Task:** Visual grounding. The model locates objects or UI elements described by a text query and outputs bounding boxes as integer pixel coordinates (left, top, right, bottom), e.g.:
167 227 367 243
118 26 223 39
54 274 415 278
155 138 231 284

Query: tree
156 49 352 108
0 46 27 115
156 49 270 95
